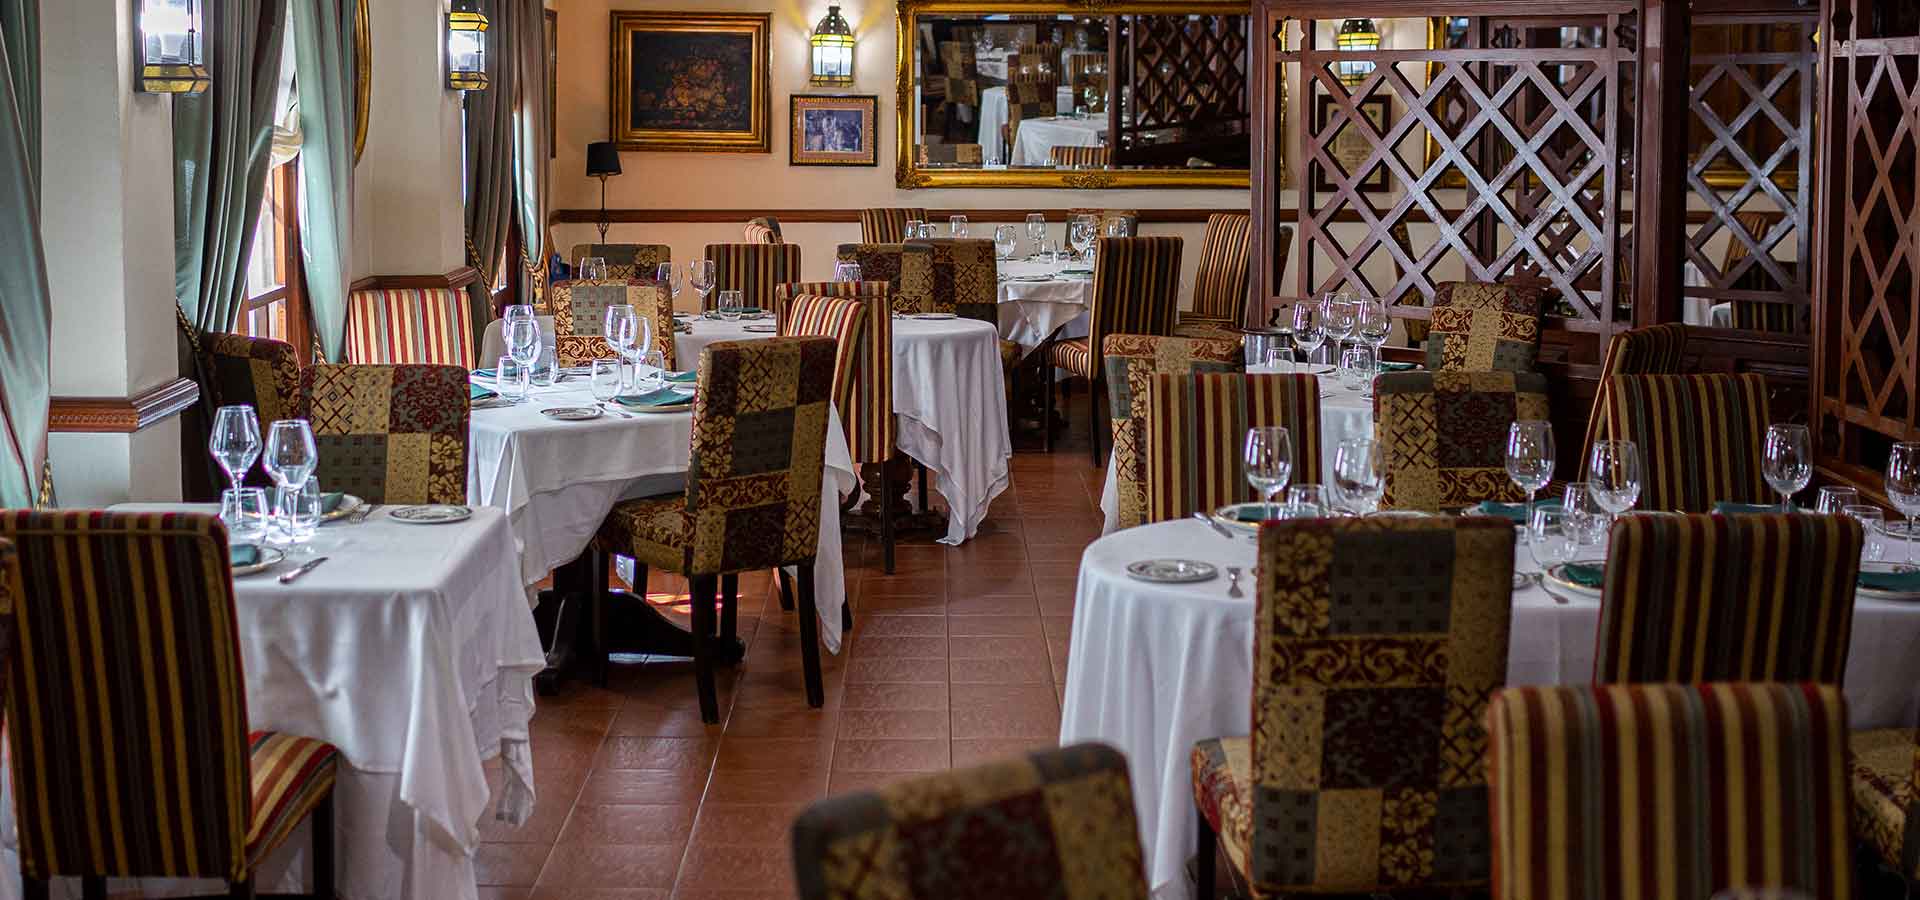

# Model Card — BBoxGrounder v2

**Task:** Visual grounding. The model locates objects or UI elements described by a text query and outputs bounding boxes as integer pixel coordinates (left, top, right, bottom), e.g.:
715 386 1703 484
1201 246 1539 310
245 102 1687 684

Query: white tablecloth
466 377 857 652
1059 518 1920 900
675 317 1012 546
1 505 547 900
1098 371 1372 534
977 85 1079 165
1011 116 1107 166
996 258 1090 354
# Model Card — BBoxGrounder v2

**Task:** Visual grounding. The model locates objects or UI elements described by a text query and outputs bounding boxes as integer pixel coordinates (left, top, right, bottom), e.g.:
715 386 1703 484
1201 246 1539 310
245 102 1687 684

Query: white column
353 0 466 278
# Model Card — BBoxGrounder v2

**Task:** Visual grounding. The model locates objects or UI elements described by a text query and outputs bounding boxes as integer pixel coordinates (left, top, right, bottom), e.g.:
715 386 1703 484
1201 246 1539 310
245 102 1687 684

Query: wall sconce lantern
809 6 856 87
135 0 209 93
1333 18 1380 87
447 0 490 92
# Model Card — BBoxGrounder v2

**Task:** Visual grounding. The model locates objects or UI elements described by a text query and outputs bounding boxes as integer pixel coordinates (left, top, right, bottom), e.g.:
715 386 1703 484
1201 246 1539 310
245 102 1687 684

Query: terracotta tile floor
477 444 1110 898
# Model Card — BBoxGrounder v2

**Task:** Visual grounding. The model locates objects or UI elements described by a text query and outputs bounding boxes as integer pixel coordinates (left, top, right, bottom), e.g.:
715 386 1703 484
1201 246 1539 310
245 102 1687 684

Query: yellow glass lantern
1334 18 1380 87
136 0 209 93
810 6 855 87
447 0 489 92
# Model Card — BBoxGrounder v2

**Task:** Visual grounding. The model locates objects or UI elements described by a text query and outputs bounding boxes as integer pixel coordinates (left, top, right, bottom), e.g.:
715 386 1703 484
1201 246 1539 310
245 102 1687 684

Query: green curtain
174 0 289 334
292 0 355 362
464 0 521 325
508 0 548 306
0 0 50 508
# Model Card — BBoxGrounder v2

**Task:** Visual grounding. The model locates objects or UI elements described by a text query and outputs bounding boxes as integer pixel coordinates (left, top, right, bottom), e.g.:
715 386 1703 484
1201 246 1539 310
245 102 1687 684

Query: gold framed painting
609 11 771 153
790 94 879 167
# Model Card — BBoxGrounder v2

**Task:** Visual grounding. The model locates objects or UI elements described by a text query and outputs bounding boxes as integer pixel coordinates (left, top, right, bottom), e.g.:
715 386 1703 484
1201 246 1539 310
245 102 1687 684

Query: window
236 159 307 356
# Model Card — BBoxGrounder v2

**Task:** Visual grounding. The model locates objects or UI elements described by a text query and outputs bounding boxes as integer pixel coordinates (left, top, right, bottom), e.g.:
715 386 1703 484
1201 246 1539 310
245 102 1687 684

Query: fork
601 402 634 419
353 503 380 524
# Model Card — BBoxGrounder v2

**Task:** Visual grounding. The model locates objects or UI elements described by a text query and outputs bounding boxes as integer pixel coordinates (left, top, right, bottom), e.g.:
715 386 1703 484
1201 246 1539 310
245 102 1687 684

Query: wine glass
1321 292 1357 352
1844 505 1888 563
1243 426 1294 518
1332 438 1384 514
993 224 1018 261
654 263 680 304
1527 505 1577 585
1025 213 1046 257
1068 216 1096 261
1762 423 1812 512
1505 420 1557 521
1105 219 1130 238
1338 344 1377 395
1291 302 1325 366
1587 439 1643 518
688 259 716 309
1815 486 1859 515
949 215 969 237
506 316 540 369
1887 442 1920 570
1355 297 1391 355
209 405 262 494
262 419 318 542
604 304 639 389
834 260 864 283
503 304 535 324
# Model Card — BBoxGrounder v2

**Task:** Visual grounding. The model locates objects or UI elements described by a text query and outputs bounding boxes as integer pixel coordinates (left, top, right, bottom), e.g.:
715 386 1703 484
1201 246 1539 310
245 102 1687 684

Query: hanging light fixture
1334 18 1380 88
135 0 209 93
447 0 489 92
809 6 855 87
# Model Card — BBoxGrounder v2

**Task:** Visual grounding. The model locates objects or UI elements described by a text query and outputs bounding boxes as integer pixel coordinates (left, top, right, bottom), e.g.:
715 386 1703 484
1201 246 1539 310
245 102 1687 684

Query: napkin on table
664 370 697 384
1473 499 1561 524
320 491 347 514
230 544 261 567
470 383 498 401
1859 567 1920 592
1559 562 1605 588
615 386 694 409
1378 361 1419 372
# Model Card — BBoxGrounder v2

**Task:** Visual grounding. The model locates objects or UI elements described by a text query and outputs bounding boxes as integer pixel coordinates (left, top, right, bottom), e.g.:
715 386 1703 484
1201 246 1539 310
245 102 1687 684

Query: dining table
0 503 547 900
1009 115 1108 167
1059 516 1920 900
996 256 1091 355
975 85 1079 166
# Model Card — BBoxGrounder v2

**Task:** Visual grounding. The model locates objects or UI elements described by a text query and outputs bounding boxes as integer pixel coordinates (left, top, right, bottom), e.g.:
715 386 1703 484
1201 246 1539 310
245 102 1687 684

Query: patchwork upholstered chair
859 208 927 244
1374 370 1551 511
1487 683 1854 900
1599 373 1771 511
1421 279 1548 372
792 743 1150 900
1005 73 1059 156
1851 727 1920 886
1043 236 1183 464
835 244 913 313
919 143 984 166
705 243 803 312
1595 512 1861 684
1145 372 1322 524
902 238 997 321
1578 323 1689 482
1050 145 1111 168
343 286 476 368
568 242 671 281
300 363 470 505
1173 213 1254 338
593 337 838 722
1102 334 1244 530
1192 516 1515 897
202 333 302 423
744 216 783 244
551 280 677 369
0 511 340 900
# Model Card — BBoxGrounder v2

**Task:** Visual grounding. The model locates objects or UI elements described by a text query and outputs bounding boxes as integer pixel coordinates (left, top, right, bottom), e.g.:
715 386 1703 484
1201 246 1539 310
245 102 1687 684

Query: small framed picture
789 94 880 167
1313 92 1392 194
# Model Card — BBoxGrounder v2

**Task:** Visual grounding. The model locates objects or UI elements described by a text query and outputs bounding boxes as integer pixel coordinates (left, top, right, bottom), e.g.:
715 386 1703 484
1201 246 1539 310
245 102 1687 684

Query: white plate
1544 562 1604 599
1365 509 1437 519
231 545 287 577
471 396 513 410
1857 562 1920 601
540 406 604 421
909 312 958 320
320 493 365 522
743 324 778 333
1125 558 1219 584
390 504 473 524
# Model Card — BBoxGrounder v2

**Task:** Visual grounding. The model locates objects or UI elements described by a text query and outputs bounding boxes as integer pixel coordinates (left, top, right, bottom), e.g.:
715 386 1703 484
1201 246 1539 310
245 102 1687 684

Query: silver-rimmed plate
1544 562 1604 600
1365 509 1437 520
231 545 287 577
1125 558 1219 584
743 323 778 333
1209 502 1269 533
321 493 365 522
1857 562 1920 601
390 504 473 525
908 312 958 320
540 406 604 421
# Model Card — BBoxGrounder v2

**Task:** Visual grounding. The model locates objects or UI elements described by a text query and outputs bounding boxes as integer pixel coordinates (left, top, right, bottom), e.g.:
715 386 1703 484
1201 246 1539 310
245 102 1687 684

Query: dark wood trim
548 208 1248 226
49 378 201 434
348 266 483 293
1633 0 1691 328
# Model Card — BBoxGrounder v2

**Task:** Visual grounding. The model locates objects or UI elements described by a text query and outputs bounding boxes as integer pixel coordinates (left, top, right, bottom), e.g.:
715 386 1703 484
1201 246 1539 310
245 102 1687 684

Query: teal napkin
1379 361 1418 372
472 367 496 379
1560 562 1605 588
1227 504 1267 523
230 544 260 567
470 383 498 401
1859 567 1920 592
615 386 694 409
1474 499 1562 523
1713 502 1779 515
664 370 697 384
718 306 764 316
320 491 347 514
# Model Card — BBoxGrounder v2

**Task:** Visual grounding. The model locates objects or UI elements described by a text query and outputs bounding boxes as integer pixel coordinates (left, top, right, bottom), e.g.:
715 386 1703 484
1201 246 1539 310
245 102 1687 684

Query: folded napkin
1858 567 1920 592
1226 504 1267 523
1474 499 1562 523
1560 562 1605 588
1379 361 1419 372
320 491 347 514
230 544 260 567
664 370 697 384
615 386 694 409
472 368 496 379
1713 501 1779 515
470 383 498 401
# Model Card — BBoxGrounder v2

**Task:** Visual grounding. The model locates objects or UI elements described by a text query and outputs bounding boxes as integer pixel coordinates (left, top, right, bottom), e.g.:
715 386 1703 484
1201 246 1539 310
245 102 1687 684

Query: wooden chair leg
1043 359 1056 453
881 463 896 575
1195 804 1217 900
1087 374 1103 467
228 878 256 900
796 562 825 708
82 877 105 900
591 550 613 688
915 461 929 513
720 573 739 643
776 567 795 611
313 791 337 899
21 878 48 900
689 575 721 723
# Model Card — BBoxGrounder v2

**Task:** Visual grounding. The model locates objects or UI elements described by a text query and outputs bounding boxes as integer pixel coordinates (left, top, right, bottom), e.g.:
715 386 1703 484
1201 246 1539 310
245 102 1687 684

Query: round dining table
997 257 1091 355
1058 517 1920 900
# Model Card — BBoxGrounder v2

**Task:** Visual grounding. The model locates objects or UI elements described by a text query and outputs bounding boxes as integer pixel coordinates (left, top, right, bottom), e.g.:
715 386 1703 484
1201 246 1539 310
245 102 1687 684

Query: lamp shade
1334 18 1380 87
586 142 622 178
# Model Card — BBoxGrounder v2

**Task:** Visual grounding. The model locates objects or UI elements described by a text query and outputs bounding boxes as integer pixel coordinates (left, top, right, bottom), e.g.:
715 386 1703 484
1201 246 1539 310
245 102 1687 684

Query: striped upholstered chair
1050 145 1112 168
0 511 340 899
551 280 677 369
300 363 471 505
1043 236 1183 464
859 208 927 244
1594 512 1861 684
793 743 1149 900
343 286 476 368
705 242 803 312
1599 373 1771 510
1488 683 1854 900
774 280 889 327
1145 373 1322 524
835 244 913 313
779 294 869 433
568 242 672 281
593 337 838 722
1578 323 1689 483
1851 727 1920 885
1374 370 1551 512
1173 213 1254 338
1102 334 1244 530
1421 279 1548 372
1192 516 1515 898
744 216 783 244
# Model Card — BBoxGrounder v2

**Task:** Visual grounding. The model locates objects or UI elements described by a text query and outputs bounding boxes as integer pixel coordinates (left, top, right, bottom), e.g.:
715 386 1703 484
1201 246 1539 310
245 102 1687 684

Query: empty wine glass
1332 438 1384 514
1887 442 1920 570
993 224 1018 261
503 304 535 324
918 222 938 239
1815 485 1859 515
688 259 716 308
1321 292 1357 352
1105 219 1130 238
577 257 608 281
1845 505 1888 563
603 304 639 389
1243 426 1294 518
949 214 969 237
1291 302 1325 366
1527 505 1577 584
1763 423 1812 512
1355 297 1391 354
262 419 317 542
1505 420 1557 520
904 218 925 239
506 316 541 369
654 263 680 304
1025 213 1046 257
1588 439 1643 518
834 260 864 283
209 405 262 494
1068 216 1096 261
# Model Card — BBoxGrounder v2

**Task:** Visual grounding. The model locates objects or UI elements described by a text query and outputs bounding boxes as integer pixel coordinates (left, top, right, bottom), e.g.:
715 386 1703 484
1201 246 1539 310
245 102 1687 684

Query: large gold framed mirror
895 0 1252 189
353 0 370 163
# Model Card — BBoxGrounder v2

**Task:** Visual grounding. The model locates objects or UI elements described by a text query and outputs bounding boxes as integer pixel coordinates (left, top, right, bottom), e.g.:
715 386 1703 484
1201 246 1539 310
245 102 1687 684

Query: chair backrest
790 742 1150 900
1422 279 1546 373
773 285 893 464
681 337 838 575
1599 373 1771 511
838 243 923 314
1087 236 1183 378
1067 51 1106 94
1244 515 1514 894
1010 42 1060 77
919 142 984 166
1375 370 1552 511
567 242 672 281
859 208 927 244
704 243 803 313
551 280 677 369
1007 72 1059 139
901 238 997 322
1487 683 1852 900
1071 208 1141 237
1190 213 1254 325
1103 334 1244 529
744 216 783 244
1595 512 1861 683
1145 372 1320 524
1050 145 1111 168
300 363 471 504
773 280 888 325
0 510 252 881
780 294 869 432
1852 726 1920 880
1579 323 1689 473
0 538 13 738
201 332 302 431
1730 298 1799 332
344 286 475 368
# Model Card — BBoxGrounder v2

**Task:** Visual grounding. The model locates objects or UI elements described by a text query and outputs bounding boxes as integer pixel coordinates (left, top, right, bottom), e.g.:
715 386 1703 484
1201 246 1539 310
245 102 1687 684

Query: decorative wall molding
49 377 201 434
549 208 1245 226
349 266 482 293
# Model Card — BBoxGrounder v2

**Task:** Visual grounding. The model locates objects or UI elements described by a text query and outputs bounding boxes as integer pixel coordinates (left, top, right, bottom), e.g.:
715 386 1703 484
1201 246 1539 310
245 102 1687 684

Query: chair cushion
1172 316 1240 340
1191 736 1254 884
246 731 339 869
596 493 690 573
1047 338 1094 379
1851 728 1919 879
1423 280 1545 373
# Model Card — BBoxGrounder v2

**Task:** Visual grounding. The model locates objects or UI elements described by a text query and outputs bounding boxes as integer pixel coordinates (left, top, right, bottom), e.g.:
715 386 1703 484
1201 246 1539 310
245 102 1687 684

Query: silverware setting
1226 566 1244 599
1190 512 1241 541
352 503 379 524
601 402 635 419
278 556 329 585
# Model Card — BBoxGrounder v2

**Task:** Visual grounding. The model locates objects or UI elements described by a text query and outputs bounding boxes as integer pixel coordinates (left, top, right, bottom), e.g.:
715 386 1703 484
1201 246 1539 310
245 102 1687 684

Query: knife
1190 512 1242 541
278 556 329 585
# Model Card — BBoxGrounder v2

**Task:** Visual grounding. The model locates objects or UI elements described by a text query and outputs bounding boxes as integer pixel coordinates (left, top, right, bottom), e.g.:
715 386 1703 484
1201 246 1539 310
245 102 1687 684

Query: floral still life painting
610 12 770 153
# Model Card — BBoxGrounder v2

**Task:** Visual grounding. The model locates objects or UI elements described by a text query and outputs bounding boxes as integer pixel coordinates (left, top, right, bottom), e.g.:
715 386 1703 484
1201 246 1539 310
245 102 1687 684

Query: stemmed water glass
993 225 1018 261
1763 423 1812 512
688 259 715 309
654 263 680 305
209 405 262 494
1355 297 1391 357
1887 442 1920 570
1243 426 1294 519
1505 420 1556 521
1024 213 1046 258
505 316 541 398
1321 292 1357 356
262 420 318 546
604 304 639 390
1587 439 1643 519
1068 216 1096 262
833 261 863 283
1815 486 1859 514
1291 302 1325 366
1332 438 1384 514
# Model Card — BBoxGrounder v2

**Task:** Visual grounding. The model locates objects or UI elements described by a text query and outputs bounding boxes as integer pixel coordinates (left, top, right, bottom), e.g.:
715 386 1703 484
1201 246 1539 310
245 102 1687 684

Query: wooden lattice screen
1110 15 1252 167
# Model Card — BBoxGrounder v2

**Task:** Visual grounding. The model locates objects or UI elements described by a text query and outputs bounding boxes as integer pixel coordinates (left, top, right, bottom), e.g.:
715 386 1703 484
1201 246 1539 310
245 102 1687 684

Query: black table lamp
586 141 622 242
